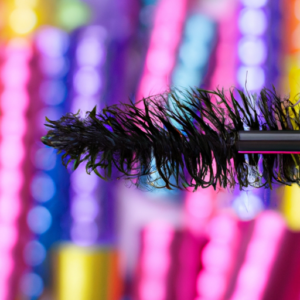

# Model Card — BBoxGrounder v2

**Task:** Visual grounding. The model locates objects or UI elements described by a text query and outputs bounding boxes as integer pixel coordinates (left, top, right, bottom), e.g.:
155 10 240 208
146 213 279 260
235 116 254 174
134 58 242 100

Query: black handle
237 131 300 153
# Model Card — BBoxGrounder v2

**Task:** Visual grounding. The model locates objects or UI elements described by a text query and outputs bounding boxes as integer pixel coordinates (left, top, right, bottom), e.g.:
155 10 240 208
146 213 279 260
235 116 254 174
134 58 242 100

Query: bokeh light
20 273 44 297
73 67 101 96
30 173 56 202
32 147 56 170
56 0 91 31
23 241 46 266
0 225 18 249
76 37 105 67
35 27 69 57
71 221 99 246
0 196 21 224
40 79 67 105
237 65 265 90
15 0 38 8
238 8 267 35
9 8 37 34
232 192 264 221
39 56 69 77
238 37 267 65
241 0 268 8
27 206 52 234
71 196 99 222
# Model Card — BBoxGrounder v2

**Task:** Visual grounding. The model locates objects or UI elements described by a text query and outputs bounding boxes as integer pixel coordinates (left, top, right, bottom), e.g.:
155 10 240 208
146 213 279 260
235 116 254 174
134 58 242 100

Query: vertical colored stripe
55 244 122 300
0 38 31 300
136 0 188 103
280 0 300 230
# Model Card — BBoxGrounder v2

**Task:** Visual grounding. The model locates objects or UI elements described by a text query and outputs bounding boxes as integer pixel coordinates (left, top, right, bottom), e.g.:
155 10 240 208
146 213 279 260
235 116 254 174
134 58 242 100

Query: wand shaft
237 131 300 153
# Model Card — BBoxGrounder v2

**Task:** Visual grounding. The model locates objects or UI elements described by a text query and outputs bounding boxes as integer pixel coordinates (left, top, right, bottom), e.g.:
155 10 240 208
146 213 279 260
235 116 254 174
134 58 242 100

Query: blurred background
1 0 300 299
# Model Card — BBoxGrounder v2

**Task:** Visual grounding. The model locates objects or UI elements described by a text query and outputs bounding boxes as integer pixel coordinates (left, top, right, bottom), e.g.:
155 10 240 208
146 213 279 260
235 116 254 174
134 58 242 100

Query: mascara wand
41 87 300 190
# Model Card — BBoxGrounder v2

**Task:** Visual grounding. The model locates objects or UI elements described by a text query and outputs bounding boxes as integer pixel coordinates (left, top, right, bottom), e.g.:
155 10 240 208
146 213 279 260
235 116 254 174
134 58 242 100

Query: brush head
42 87 300 190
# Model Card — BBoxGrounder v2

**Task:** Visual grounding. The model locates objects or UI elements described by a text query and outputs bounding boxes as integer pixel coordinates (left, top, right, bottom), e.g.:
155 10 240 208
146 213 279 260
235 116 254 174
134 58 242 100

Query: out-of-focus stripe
54 244 122 300
280 0 300 230
136 0 188 104
230 211 285 300
0 38 31 300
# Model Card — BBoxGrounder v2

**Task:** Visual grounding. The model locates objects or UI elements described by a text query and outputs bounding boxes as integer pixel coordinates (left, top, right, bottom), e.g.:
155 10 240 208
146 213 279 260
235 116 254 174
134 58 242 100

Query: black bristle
41 87 300 190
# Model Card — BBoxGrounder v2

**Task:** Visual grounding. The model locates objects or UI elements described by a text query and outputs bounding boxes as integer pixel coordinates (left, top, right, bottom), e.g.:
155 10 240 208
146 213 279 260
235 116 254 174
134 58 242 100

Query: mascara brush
41 87 300 190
